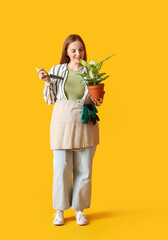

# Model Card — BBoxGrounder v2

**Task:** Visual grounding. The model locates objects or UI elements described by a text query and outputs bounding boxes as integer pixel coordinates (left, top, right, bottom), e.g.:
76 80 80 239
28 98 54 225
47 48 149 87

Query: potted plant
77 54 116 102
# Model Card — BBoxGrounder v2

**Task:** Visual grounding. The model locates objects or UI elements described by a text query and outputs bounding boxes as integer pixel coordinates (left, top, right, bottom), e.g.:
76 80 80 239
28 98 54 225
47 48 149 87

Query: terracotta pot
87 83 105 102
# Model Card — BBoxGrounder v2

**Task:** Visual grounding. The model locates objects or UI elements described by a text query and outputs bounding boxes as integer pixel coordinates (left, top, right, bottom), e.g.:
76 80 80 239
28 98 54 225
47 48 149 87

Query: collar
62 63 88 73
62 63 68 72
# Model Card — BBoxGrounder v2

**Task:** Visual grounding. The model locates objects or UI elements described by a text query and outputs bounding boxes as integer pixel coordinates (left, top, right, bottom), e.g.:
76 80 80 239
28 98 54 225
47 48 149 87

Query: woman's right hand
37 67 51 83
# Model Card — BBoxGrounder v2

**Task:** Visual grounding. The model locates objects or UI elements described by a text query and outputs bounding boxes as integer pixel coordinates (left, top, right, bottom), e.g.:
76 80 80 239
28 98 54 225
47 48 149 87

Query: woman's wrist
45 79 51 84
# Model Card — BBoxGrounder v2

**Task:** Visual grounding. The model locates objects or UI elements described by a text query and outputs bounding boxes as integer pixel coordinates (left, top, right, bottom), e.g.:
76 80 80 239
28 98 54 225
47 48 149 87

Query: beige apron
50 99 99 150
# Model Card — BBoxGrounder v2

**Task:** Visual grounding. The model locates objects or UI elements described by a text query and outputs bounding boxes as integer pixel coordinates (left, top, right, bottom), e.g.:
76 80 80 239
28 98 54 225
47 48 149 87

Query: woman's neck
67 62 82 71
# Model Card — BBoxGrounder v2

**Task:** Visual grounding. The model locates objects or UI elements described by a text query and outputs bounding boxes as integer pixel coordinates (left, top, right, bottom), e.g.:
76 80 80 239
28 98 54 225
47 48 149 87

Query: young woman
37 34 103 226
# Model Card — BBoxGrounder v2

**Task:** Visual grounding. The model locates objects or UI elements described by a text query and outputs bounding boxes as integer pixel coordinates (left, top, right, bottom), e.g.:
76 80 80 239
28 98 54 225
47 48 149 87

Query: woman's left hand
91 98 103 106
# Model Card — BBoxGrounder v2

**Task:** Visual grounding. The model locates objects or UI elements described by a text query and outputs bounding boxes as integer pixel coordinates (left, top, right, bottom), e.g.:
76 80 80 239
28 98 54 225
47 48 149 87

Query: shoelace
75 211 86 220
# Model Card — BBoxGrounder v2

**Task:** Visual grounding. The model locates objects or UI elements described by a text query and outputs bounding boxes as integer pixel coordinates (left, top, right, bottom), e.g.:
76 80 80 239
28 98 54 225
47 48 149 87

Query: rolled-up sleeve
43 66 57 105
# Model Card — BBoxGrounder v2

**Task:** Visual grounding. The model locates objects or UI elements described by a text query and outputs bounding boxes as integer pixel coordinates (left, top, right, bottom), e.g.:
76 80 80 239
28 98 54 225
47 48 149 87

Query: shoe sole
77 222 88 226
53 223 64 226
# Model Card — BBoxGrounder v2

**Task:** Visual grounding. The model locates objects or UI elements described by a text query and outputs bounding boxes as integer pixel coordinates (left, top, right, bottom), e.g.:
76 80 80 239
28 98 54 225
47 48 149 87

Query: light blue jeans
52 146 97 210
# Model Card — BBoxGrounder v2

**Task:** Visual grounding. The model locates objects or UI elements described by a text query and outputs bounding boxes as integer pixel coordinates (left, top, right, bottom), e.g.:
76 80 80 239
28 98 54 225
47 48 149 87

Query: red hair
60 34 87 64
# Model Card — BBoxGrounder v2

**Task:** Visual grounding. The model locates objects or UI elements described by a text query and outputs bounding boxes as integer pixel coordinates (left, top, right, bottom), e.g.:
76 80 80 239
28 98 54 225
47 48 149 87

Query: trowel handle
36 67 47 76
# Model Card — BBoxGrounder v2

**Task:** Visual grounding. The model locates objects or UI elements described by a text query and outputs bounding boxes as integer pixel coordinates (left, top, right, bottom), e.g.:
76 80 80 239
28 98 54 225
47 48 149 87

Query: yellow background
0 0 168 239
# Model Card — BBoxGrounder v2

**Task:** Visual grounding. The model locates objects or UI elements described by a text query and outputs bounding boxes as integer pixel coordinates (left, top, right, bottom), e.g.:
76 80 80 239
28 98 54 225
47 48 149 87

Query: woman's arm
43 66 57 105
91 98 103 106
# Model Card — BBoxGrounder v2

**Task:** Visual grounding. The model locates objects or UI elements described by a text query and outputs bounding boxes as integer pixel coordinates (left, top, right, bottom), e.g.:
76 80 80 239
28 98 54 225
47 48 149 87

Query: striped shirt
43 63 102 106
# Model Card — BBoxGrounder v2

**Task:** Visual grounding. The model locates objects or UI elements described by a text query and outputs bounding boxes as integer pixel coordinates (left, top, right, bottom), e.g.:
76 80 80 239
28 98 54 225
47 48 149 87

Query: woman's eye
71 49 83 53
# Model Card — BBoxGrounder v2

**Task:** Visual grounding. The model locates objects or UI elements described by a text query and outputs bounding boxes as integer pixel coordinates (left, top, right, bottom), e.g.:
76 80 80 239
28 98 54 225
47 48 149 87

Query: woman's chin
74 59 80 63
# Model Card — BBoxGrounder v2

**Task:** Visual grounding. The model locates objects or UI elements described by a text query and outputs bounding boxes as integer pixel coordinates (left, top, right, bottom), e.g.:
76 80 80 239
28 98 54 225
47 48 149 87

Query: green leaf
80 78 95 84
80 59 90 68
88 69 95 78
85 78 96 81
101 75 109 80
76 73 89 77
96 62 102 70
98 73 106 77
94 79 103 85
96 54 116 66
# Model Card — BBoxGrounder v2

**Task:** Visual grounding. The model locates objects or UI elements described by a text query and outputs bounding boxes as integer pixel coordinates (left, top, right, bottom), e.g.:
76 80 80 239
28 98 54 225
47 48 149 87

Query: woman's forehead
68 40 84 49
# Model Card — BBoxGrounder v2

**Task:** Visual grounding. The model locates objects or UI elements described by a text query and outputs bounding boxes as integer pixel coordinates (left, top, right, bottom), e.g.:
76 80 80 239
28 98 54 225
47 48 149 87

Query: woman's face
66 40 85 64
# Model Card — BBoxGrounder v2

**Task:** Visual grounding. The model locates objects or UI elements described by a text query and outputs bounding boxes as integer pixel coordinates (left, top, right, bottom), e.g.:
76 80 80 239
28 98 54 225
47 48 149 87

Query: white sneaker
53 210 64 225
75 210 88 225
